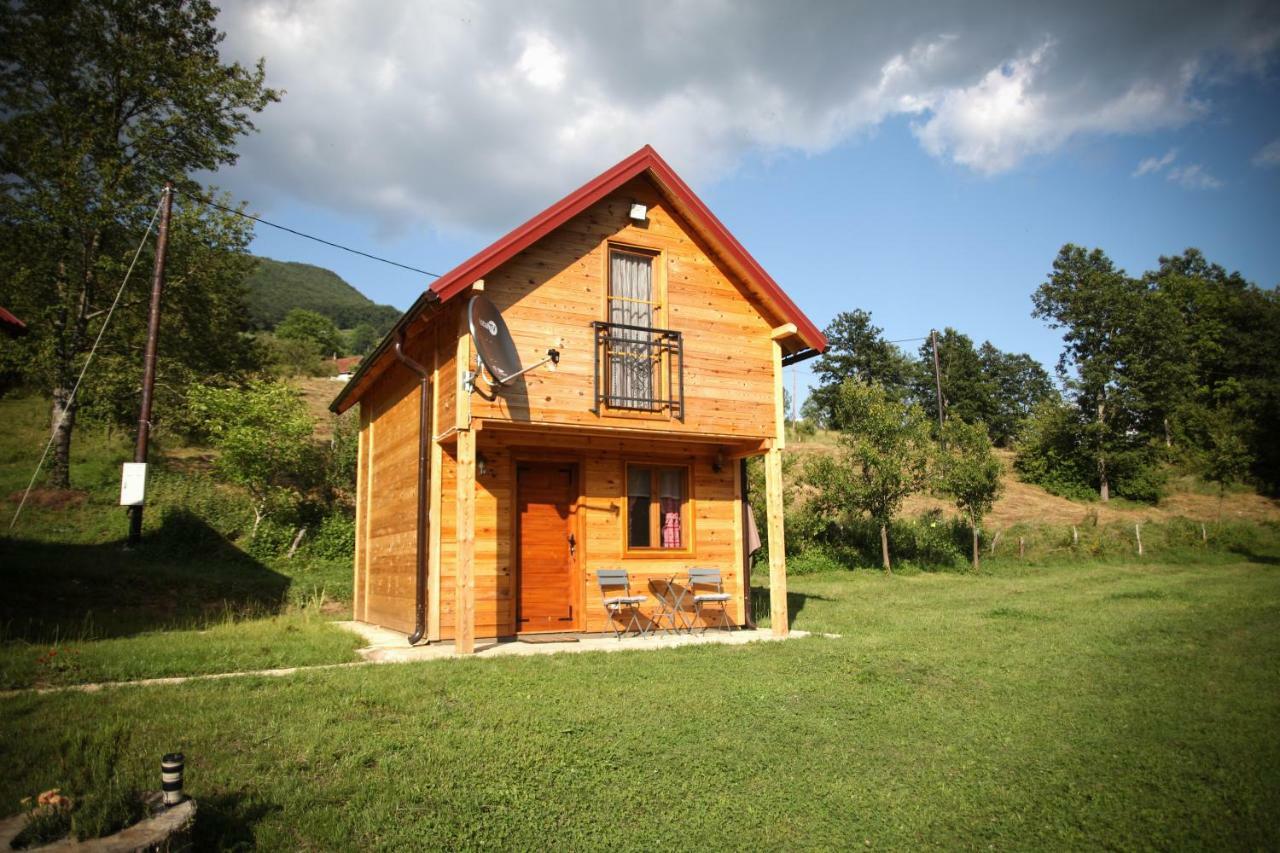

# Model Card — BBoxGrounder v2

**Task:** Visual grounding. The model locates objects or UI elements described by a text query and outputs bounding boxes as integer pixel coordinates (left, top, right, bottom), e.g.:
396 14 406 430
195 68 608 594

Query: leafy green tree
809 310 916 429
0 0 278 487
71 198 262 432
347 323 379 356
978 344 1056 447
938 419 1002 569
806 381 933 572
912 328 992 429
1032 245 1146 501
1203 412 1251 520
276 309 344 358
187 381 316 535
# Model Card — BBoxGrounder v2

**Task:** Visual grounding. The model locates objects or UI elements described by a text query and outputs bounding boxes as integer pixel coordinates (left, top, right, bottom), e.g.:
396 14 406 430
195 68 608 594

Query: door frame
512 453 584 634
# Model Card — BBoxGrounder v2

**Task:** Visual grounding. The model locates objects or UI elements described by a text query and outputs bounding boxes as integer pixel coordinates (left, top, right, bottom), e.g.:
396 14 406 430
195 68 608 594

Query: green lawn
3 559 1278 849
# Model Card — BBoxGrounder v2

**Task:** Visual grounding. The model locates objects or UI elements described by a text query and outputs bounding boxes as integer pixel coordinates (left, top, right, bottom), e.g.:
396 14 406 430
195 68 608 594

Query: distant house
330 145 825 652
0 307 28 338
331 355 362 381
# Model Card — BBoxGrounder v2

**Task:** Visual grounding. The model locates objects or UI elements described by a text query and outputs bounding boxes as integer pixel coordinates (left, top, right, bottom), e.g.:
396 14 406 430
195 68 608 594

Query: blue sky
222 1 1280 401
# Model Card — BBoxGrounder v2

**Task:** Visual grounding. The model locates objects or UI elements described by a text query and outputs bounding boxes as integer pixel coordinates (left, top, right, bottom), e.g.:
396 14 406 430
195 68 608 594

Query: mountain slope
243 257 402 332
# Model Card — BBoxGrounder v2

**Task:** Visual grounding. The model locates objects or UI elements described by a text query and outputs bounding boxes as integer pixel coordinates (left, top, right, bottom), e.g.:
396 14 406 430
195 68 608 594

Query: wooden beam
455 426 477 654
361 399 376 622
772 338 786 450
353 403 369 622
428 328 443 642
764 445 788 637
770 322 797 341
456 303 471 431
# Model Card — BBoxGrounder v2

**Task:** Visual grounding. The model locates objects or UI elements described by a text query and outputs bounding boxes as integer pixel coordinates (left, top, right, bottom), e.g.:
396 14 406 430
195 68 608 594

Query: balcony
591 321 684 420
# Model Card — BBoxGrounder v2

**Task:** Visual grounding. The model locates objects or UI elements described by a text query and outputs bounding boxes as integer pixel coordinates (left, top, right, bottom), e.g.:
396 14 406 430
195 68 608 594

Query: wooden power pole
127 182 173 547
930 328 945 430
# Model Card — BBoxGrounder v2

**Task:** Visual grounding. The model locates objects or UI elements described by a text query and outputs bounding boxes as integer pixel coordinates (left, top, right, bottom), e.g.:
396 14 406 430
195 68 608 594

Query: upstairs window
626 464 688 551
607 249 657 408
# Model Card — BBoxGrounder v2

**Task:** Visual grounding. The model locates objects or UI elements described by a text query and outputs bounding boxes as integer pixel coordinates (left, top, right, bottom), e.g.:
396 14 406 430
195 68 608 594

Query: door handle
568 533 576 557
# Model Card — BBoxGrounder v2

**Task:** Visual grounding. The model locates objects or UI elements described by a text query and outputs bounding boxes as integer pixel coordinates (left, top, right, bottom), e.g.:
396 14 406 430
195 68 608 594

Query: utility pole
930 328 945 431
127 182 173 547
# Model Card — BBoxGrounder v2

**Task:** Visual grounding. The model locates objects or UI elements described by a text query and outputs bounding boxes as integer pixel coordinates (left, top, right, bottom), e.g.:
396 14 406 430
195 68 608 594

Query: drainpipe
394 328 431 645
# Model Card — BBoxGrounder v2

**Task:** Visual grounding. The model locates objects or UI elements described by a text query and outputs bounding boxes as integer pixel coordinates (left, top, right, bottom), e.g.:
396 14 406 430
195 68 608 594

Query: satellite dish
467 294 559 391
469 294 522 385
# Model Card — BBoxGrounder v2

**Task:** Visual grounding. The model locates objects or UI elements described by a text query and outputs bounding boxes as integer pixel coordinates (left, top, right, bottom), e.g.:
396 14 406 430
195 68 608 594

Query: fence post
1135 523 1144 556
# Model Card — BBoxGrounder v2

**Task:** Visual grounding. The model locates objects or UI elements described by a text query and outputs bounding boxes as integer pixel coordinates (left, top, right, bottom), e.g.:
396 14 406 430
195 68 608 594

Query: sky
211 0 1280 400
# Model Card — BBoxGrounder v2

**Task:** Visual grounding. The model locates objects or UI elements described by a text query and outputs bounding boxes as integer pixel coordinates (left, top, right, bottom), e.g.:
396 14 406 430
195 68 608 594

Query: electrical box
120 462 147 506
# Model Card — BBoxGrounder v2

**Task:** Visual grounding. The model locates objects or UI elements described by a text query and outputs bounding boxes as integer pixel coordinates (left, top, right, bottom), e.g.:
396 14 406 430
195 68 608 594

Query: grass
1 393 359 690
3 558 1278 849
0 609 361 691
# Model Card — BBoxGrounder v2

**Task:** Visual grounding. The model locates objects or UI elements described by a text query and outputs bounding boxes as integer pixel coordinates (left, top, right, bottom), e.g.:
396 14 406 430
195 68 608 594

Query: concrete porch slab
335 621 820 662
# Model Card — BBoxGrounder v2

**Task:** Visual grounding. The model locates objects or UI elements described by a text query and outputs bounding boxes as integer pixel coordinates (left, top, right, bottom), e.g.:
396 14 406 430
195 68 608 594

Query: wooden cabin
330 145 826 653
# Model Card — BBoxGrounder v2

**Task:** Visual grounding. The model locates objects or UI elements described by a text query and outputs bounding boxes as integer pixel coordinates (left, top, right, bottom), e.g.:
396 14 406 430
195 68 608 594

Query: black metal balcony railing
591 321 684 420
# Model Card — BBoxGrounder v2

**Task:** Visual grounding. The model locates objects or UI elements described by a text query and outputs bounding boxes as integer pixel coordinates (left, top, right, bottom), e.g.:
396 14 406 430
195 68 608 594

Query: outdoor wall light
629 202 648 222
476 452 489 477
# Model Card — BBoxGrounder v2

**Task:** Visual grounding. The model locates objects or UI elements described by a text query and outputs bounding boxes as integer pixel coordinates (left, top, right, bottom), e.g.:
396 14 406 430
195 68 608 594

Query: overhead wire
176 188 442 279
9 193 166 531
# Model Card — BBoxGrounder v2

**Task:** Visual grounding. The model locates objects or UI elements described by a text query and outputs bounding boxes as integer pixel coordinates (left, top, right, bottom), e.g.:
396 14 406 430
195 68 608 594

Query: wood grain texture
431 427 745 639
455 426 477 654
765 445 788 638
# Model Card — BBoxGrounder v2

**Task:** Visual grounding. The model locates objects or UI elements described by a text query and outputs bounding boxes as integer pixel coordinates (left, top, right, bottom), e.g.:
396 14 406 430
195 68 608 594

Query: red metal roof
426 144 826 351
0 306 27 337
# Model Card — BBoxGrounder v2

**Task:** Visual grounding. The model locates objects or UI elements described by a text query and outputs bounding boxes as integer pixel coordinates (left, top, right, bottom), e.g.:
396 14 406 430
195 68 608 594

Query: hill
243 256 402 332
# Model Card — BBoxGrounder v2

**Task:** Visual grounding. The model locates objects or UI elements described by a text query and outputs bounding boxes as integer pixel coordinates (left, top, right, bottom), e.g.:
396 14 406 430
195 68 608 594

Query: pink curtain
660 497 681 548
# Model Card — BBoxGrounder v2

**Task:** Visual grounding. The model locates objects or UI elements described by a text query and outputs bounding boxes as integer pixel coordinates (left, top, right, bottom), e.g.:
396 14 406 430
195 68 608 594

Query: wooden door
516 462 578 631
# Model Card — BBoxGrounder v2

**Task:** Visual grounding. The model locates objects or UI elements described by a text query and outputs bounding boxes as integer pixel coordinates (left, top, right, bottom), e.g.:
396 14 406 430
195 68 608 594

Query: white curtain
609 251 653 407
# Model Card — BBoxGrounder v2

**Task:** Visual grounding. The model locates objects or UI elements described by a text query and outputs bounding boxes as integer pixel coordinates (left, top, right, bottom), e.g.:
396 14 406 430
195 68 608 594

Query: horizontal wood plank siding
434 429 743 639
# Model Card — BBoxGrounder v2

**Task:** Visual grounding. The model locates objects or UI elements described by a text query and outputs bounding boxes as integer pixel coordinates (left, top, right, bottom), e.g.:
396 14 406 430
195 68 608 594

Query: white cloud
1133 149 1177 176
1253 138 1280 167
1167 163 1223 189
212 0 1280 233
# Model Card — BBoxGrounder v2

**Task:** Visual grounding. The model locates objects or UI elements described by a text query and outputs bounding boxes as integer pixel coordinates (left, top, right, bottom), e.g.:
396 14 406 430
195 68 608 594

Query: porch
339 621 819 663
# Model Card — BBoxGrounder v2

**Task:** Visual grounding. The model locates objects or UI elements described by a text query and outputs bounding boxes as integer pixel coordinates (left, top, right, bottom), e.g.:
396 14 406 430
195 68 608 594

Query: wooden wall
353 171 783 638
431 428 745 639
467 176 779 440
353 328 434 634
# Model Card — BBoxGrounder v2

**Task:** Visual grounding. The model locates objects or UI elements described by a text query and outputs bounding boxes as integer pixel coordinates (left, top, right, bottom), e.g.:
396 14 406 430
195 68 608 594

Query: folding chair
596 569 649 639
687 567 736 633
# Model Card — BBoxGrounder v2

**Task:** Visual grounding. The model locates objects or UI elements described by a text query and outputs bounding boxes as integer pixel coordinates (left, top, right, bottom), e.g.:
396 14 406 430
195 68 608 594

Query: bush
307 513 355 560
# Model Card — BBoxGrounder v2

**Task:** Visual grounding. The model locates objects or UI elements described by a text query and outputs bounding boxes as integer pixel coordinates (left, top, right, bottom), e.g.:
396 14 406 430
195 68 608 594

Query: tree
347 322 378 356
0 0 278 487
938 419 1002 569
276 308 344 358
806 380 933 573
1032 245 1145 501
1203 412 1251 520
809 310 916 429
188 381 316 535
912 328 992 429
977 344 1056 447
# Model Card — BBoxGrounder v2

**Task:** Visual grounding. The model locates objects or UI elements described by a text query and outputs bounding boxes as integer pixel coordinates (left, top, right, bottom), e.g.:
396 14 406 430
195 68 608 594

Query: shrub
307 513 355 560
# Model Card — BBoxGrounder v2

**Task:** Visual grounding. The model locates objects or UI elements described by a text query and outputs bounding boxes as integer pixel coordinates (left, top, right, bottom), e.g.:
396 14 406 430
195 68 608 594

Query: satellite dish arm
469 348 560 395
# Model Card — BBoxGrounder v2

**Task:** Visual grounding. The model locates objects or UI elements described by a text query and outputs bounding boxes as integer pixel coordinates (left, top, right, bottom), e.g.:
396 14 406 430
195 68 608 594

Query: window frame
602 242 668 415
621 461 694 557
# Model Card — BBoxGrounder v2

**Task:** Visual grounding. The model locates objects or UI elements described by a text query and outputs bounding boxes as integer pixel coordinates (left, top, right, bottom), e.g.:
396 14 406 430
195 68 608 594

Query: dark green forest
243 256 401 332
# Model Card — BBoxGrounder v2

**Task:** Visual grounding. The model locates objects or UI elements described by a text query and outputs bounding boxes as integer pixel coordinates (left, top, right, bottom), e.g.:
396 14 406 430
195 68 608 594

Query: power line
887 335 929 344
177 189 442 279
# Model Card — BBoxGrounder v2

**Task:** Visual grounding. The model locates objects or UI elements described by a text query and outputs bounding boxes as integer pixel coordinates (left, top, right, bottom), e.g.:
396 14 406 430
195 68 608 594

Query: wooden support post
1135 523 1143 557
765 446 788 637
455 426 476 654
771 331 786 447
